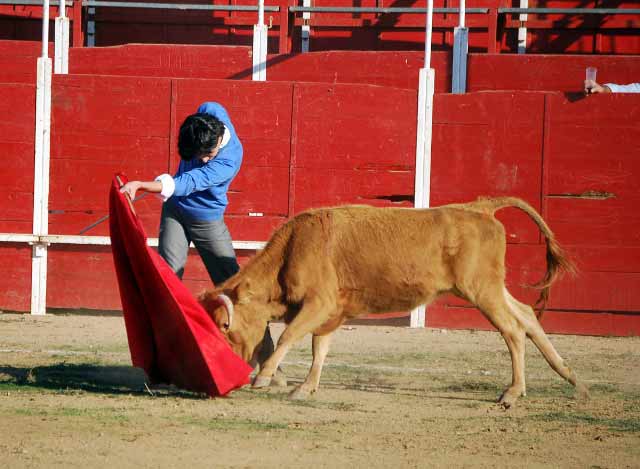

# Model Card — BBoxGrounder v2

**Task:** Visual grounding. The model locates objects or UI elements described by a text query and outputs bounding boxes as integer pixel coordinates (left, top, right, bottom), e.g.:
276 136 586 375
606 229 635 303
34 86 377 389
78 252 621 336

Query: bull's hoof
575 382 590 401
271 370 288 387
252 375 272 388
497 387 523 409
289 386 312 400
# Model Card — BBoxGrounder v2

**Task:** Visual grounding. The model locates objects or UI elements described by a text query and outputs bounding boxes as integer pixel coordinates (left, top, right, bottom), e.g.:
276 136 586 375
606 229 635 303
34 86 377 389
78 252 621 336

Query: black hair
178 113 225 161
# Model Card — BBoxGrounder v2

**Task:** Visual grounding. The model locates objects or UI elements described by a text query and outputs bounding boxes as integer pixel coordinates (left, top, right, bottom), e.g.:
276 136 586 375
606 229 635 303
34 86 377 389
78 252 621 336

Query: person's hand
120 181 142 200
584 80 610 94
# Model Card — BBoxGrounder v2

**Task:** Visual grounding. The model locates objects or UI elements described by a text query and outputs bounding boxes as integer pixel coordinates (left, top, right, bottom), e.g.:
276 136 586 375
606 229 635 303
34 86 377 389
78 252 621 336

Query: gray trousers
158 202 276 367
158 202 239 286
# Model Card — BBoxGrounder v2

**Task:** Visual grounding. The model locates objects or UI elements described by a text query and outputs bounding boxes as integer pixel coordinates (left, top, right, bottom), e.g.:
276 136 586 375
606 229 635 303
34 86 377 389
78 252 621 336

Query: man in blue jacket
121 102 279 379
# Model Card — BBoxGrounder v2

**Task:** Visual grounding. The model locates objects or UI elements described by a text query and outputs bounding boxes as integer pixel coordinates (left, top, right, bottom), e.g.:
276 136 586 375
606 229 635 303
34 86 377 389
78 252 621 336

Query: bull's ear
198 291 230 330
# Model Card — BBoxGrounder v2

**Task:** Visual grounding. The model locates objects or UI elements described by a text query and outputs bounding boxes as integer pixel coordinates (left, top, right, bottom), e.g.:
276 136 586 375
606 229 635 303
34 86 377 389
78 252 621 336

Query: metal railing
0 0 72 4
289 6 488 14
82 0 279 11
499 8 640 15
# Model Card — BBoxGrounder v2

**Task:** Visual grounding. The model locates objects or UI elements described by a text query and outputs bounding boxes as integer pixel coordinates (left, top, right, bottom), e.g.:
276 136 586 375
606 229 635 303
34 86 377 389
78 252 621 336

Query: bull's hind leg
503 289 589 400
464 285 528 408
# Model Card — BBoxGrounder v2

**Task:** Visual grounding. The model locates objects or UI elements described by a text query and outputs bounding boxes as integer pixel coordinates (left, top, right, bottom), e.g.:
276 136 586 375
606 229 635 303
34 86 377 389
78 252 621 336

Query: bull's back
287 205 506 315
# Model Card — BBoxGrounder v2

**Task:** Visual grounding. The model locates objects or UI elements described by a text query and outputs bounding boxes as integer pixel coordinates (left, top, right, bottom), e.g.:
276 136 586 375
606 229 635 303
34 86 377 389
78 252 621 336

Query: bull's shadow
0 364 203 399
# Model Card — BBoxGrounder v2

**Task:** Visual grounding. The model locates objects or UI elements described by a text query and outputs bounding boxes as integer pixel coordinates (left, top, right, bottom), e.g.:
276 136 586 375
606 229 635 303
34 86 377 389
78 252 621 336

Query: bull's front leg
290 333 333 400
253 295 334 392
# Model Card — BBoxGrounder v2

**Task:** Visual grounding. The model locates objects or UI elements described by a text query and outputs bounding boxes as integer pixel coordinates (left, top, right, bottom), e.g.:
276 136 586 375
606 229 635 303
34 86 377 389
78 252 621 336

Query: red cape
109 174 252 396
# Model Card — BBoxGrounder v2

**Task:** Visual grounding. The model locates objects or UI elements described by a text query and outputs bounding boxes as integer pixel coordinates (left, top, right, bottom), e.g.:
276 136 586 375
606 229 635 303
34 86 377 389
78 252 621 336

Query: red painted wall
0 82 35 311
2 42 639 97
0 73 638 336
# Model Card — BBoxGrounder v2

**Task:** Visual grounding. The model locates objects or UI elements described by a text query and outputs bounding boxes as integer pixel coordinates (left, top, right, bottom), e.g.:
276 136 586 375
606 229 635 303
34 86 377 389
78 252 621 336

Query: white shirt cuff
220 126 230 148
154 174 175 201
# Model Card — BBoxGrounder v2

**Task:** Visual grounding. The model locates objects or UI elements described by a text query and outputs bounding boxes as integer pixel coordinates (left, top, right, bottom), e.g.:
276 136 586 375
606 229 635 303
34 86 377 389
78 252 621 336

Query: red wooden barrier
0 82 35 312
3 42 639 97
1 73 638 336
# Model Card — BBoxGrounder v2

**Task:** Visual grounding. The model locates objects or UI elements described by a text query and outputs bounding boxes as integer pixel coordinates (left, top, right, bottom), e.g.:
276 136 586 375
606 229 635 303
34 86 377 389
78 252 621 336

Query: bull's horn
217 294 234 330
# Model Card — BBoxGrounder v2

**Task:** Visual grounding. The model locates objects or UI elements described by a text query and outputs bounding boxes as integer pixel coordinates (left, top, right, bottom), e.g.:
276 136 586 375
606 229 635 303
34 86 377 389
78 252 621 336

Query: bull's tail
472 197 577 318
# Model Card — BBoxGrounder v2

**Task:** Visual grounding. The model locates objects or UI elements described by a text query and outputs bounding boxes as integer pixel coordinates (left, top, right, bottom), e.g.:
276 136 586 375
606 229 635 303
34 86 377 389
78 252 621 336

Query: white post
32 0 53 315
54 0 70 73
252 0 268 80
411 0 435 328
301 0 311 53
518 0 528 54
452 0 468 93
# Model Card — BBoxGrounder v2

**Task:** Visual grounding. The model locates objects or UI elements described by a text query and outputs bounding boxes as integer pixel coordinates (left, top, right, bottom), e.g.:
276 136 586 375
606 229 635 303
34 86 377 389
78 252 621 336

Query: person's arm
605 82 640 93
120 180 163 200
172 156 238 197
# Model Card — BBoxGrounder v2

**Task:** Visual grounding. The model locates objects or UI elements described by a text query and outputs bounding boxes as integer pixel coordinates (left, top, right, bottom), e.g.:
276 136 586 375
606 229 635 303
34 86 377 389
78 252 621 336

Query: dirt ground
0 313 638 469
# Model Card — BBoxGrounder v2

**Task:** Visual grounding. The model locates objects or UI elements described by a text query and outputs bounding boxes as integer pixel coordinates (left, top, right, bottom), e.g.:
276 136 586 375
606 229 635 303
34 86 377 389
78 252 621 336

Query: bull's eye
223 323 230 331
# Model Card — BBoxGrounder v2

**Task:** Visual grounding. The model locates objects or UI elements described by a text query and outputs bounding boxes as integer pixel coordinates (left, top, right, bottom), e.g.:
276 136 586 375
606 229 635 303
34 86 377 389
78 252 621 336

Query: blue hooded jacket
168 102 243 221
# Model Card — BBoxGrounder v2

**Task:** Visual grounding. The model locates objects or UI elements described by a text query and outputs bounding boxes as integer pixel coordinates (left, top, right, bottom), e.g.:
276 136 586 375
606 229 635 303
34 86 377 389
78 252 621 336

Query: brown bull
200 197 588 407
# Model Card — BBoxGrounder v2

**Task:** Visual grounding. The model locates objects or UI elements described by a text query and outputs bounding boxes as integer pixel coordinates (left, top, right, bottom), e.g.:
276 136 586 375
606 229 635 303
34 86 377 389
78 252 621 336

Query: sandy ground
0 312 639 469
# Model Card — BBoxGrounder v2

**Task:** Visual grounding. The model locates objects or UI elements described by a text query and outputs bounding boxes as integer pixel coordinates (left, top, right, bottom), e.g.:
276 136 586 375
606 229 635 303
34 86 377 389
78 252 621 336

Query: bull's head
199 286 268 365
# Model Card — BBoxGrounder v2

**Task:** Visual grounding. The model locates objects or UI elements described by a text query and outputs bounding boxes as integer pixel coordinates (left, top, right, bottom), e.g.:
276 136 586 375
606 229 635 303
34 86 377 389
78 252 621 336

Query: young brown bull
199 197 588 407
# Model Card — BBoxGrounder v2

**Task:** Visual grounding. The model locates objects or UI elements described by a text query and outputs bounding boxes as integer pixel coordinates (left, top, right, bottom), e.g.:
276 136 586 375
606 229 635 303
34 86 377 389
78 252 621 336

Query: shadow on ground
0 364 203 399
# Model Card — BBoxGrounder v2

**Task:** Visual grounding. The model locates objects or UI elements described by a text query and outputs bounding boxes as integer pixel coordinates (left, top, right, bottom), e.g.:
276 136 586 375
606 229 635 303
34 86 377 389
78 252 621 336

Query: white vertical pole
301 0 311 53
518 0 528 54
32 0 53 315
452 0 468 93
411 0 435 328
424 0 433 69
252 0 268 80
54 0 70 73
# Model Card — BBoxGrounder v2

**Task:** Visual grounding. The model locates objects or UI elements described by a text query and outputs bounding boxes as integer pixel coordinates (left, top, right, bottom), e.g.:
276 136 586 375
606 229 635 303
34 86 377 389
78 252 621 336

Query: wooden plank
47 246 122 310
543 93 640 246
292 168 414 214
52 75 171 137
432 92 545 243
0 191 34 233
426 305 640 337
440 243 640 312
71 44 253 80
566 245 640 273
267 51 441 91
291 82 417 170
468 55 640 92
226 215 287 244
227 166 290 217
0 83 35 230
547 271 640 312
0 245 31 312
